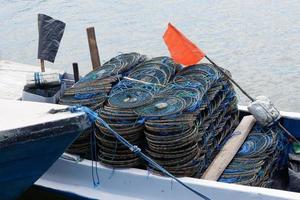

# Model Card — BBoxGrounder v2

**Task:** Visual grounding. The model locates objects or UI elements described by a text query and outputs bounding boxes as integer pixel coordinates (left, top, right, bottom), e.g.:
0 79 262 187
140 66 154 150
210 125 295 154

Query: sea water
1 0 300 112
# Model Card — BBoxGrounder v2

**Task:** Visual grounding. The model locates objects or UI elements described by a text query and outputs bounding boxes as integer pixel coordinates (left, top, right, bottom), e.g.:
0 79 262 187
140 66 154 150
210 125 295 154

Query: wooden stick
72 63 79 83
123 77 165 87
40 59 45 72
86 27 101 70
201 115 256 181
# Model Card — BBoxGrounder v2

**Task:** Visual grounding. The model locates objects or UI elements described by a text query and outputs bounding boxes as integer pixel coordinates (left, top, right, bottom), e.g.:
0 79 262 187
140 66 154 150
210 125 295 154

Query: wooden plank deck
0 60 59 100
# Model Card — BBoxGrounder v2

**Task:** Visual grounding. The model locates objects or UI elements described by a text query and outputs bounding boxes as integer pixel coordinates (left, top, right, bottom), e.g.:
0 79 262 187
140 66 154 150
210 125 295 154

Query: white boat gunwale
35 107 300 200
0 100 86 133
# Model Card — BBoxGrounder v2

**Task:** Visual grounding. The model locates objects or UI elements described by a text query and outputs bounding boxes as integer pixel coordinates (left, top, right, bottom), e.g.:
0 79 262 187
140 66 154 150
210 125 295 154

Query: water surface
0 0 299 111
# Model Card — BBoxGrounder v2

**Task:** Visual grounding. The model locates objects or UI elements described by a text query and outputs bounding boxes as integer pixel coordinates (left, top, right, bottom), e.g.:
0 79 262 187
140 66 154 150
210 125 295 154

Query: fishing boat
33 106 300 200
0 100 90 200
3 57 299 199
1 59 299 199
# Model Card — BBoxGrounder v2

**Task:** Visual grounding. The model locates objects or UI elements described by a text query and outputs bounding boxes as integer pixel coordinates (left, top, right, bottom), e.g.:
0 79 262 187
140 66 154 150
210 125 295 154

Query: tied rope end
130 145 141 154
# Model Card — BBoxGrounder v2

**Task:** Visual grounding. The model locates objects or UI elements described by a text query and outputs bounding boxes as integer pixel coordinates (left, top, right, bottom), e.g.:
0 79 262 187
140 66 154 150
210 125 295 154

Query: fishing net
60 53 147 158
218 124 289 187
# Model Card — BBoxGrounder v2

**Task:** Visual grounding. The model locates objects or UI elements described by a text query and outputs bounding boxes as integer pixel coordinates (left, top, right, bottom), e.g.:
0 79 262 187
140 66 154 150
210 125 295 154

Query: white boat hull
35 107 300 200
35 157 300 200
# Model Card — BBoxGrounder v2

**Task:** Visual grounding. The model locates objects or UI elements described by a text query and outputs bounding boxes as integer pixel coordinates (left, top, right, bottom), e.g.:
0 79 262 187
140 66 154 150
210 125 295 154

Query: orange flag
163 23 205 66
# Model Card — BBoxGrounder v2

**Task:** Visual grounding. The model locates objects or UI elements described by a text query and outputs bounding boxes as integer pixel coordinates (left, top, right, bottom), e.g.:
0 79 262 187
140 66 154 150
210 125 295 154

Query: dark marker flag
37 14 66 63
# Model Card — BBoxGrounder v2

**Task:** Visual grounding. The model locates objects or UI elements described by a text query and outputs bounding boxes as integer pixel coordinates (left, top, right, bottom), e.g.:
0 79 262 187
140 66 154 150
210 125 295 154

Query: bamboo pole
201 115 256 181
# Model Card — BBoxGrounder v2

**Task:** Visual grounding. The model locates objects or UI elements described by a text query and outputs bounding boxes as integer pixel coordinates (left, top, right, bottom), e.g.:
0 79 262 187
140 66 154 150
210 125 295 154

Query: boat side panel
0 114 89 149
36 158 300 200
0 130 83 200
282 117 300 139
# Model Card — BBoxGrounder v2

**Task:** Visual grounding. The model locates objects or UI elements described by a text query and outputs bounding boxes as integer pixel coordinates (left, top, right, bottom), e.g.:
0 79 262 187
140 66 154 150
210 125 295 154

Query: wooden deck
0 60 59 100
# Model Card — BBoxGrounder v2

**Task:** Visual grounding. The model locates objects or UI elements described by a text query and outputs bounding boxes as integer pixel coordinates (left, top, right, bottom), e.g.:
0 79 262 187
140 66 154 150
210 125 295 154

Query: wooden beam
201 115 256 181
86 27 101 70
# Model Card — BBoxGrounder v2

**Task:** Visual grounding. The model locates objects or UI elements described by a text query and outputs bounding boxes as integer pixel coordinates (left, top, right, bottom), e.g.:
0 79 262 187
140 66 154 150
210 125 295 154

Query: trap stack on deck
134 63 239 177
59 53 147 158
219 124 289 187
60 53 147 110
196 70 240 170
96 57 179 168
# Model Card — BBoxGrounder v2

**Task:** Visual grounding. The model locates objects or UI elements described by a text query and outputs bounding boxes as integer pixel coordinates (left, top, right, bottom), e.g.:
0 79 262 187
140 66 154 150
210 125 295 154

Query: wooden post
40 59 45 72
86 27 101 70
72 63 79 83
201 115 256 181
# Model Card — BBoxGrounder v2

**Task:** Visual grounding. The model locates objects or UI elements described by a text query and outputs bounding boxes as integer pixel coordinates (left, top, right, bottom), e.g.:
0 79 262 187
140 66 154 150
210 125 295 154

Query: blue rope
90 124 100 187
93 125 100 186
69 105 211 200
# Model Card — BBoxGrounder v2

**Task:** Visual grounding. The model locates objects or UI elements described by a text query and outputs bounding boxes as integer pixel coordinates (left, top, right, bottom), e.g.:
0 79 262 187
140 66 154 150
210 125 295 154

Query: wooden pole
40 59 45 72
86 27 101 70
201 115 256 181
72 63 79 83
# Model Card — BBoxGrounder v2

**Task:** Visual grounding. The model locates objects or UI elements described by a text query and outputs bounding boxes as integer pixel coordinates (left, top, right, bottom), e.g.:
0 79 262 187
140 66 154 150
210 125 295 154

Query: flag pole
163 23 298 143
40 59 45 72
204 55 254 102
204 55 300 143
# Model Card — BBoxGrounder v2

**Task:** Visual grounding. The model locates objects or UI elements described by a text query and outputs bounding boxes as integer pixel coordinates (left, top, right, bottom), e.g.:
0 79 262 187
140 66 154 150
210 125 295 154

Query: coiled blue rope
68 105 211 200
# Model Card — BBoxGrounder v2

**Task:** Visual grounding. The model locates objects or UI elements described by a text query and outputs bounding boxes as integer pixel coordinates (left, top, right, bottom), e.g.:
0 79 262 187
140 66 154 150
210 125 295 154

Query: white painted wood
36 158 300 200
0 100 83 132
202 115 256 180
0 60 59 100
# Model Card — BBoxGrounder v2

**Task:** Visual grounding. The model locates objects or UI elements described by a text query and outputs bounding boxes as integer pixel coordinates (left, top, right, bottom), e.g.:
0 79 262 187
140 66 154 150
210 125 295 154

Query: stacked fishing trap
60 52 241 177
59 53 147 158
219 124 289 187
134 63 239 177
96 57 179 167
94 54 239 176
60 53 147 110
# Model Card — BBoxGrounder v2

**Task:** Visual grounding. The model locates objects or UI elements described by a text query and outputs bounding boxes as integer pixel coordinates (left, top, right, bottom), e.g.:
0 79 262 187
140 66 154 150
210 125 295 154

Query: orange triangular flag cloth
163 23 205 66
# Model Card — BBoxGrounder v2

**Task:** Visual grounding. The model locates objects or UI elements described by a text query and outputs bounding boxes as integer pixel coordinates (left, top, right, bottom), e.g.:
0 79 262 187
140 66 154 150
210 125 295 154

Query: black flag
37 14 66 63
